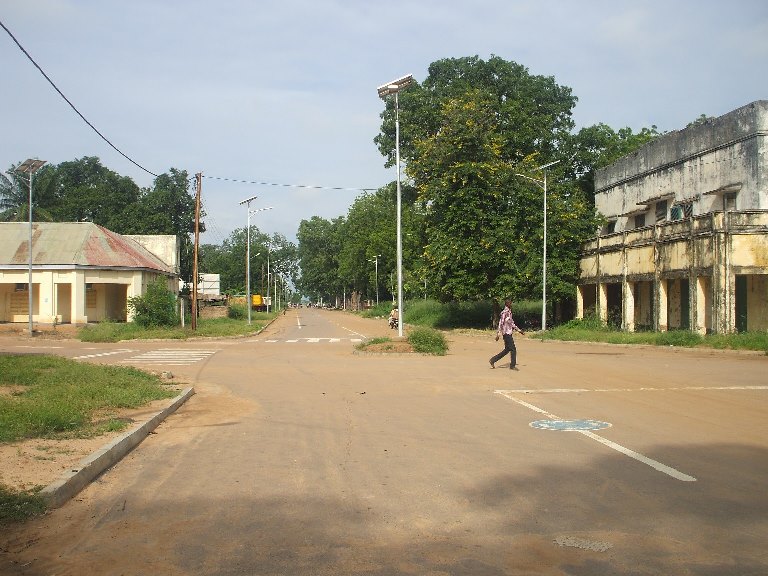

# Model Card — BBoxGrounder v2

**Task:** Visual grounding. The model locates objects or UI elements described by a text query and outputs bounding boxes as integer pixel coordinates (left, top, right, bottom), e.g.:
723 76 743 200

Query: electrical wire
0 18 159 178
202 174 374 192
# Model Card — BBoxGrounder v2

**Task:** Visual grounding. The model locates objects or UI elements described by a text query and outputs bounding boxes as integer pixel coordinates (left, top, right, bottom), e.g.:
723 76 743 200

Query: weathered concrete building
0 222 178 326
576 100 768 334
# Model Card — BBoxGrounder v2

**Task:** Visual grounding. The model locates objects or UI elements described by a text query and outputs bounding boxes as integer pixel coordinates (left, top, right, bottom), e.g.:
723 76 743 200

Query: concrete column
695 276 708 335
576 285 584 319
623 280 635 332
598 282 608 325
71 273 88 325
657 279 668 332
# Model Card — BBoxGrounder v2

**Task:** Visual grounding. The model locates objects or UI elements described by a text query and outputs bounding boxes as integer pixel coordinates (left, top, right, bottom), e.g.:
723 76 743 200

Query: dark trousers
490 333 517 368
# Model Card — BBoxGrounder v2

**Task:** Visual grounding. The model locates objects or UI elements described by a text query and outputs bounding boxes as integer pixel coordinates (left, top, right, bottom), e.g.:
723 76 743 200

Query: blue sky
2 0 766 245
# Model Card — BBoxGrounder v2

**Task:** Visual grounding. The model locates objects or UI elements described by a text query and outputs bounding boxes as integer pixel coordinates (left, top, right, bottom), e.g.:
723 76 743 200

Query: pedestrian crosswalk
120 349 218 365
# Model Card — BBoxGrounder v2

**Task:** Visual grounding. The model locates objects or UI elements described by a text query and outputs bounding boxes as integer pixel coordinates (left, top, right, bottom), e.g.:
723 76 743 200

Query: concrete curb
40 387 195 508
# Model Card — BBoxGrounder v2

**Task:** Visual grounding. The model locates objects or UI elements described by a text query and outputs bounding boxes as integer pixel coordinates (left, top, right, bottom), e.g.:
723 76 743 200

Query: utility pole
192 173 202 330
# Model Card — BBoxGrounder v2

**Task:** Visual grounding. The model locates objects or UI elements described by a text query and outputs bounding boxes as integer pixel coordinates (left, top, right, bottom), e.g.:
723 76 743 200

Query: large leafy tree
121 168 200 281
47 157 142 230
377 55 595 303
565 123 661 205
296 216 344 302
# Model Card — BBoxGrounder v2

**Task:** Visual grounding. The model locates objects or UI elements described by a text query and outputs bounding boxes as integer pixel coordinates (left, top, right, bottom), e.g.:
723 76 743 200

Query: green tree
565 123 661 204
0 164 56 222
296 216 344 302
381 56 592 303
47 157 141 229
122 168 200 282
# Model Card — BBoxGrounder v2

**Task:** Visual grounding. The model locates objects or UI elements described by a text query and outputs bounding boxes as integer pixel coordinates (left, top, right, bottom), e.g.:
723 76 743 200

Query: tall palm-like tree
0 168 53 222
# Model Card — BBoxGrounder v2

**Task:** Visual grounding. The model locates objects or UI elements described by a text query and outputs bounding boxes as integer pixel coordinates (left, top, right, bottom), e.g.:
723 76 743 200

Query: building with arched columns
577 100 768 334
0 222 178 326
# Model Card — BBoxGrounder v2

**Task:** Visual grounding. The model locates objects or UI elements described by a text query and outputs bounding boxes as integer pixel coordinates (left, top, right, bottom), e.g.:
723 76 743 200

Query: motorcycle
388 316 398 330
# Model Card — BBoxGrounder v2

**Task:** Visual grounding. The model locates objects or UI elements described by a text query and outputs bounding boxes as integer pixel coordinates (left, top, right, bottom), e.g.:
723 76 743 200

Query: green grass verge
537 318 768 352
0 355 177 442
77 313 277 343
0 354 178 523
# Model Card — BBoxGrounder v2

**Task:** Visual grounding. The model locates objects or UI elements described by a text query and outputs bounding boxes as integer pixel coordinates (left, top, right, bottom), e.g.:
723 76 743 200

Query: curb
40 387 195 508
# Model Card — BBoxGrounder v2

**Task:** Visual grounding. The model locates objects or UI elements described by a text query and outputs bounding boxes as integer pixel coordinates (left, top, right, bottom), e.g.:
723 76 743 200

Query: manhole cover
530 419 612 431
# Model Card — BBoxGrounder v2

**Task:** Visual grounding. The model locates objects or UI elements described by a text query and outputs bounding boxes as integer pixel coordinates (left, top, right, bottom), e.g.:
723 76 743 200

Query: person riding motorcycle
388 306 399 329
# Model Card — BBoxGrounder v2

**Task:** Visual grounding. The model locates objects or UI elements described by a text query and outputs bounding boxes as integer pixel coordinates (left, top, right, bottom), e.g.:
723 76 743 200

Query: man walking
489 298 525 370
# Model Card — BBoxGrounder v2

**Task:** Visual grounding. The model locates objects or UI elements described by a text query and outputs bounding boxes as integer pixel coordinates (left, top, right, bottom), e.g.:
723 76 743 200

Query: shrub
407 327 448 355
228 304 247 320
127 278 178 327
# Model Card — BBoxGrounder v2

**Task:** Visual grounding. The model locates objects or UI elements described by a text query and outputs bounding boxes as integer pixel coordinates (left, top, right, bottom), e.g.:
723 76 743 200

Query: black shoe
489 359 495 369
510 365 519 371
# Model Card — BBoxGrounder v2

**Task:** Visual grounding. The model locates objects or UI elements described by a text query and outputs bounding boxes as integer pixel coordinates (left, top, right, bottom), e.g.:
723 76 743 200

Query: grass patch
538 319 767 352
0 355 176 442
355 329 448 356
407 327 448 355
0 484 46 525
77 313 276 343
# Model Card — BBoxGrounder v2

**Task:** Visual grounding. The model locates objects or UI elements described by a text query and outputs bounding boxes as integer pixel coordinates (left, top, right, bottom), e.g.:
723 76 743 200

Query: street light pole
378 74 414 338
514 159 560 331
239 196 272 325
369 254 381 305
16 159 47 336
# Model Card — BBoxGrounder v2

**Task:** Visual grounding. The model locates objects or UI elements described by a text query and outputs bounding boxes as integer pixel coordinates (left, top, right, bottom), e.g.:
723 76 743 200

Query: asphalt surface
1 309 767 575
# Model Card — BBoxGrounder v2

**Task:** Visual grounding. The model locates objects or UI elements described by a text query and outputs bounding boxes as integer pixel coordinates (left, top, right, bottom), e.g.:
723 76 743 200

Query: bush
127 278 178 327
654 330 704 347
228 304 247 319
407 327 448 355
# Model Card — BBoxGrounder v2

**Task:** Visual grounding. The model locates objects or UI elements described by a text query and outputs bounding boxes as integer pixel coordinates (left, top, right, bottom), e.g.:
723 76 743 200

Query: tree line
2 55 664 311
296 56 660 312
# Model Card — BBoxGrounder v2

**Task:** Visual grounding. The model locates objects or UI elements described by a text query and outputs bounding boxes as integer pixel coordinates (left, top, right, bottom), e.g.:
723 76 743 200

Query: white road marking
73 349 134 359
260 338 362 344
495 390 697 482
121 349 218 365
500 386 768 394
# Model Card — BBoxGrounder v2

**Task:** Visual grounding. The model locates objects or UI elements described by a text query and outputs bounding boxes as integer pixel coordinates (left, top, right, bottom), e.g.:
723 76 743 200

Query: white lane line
296 314 302 329
580 431 696 482
500 386 768 394
340 326 367 339
495 390 697 482
308 338 320 343
73 349 134 359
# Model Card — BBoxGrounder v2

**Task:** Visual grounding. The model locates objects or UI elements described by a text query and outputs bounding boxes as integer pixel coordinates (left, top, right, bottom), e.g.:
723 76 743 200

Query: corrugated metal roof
0 222 174 273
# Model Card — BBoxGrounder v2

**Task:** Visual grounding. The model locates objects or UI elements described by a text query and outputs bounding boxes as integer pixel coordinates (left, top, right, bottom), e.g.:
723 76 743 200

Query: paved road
1 309 767 575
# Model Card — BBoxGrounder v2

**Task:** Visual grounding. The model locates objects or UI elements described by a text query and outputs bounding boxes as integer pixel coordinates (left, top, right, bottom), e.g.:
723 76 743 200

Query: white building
577 100 768 334
0 222 178 326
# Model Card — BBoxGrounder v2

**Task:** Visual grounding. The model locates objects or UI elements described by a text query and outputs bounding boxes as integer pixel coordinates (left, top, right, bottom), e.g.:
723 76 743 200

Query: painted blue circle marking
530 419 612 431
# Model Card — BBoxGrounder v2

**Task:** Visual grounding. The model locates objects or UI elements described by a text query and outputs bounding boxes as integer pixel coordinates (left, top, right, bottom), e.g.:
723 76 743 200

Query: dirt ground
0 320 411 495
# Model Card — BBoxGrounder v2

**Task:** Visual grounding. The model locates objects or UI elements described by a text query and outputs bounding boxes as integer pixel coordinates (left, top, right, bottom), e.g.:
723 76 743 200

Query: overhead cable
0 18 158 178
202 174 374 192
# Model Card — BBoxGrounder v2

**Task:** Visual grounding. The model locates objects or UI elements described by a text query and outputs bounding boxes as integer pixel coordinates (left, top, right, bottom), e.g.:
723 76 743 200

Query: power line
0 18 159 178
202 174 374 192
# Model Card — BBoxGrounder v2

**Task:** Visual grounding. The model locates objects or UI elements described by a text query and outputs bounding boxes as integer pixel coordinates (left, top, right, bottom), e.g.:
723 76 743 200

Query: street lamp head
16 158 47 175
239 194 259 206
377 74 414 98
537 160 560 170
